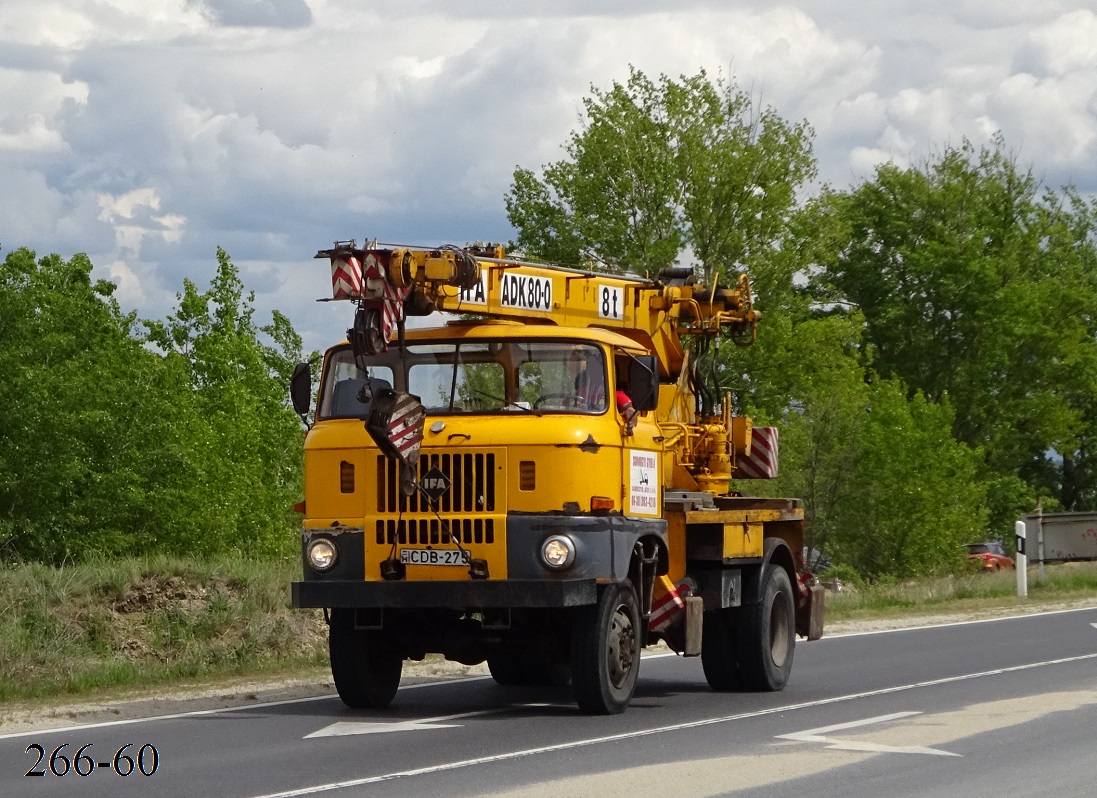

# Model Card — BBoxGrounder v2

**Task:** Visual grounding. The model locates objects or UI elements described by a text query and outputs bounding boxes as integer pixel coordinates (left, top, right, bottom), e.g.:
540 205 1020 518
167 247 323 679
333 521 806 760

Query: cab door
615 352 662 519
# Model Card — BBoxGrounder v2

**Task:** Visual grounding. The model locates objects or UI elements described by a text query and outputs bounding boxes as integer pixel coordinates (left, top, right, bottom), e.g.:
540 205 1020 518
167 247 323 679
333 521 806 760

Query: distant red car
966 542 1014 571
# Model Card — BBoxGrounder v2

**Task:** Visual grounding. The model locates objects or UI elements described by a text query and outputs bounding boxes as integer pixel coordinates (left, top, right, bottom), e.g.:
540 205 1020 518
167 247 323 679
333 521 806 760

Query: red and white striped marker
735 426 779 479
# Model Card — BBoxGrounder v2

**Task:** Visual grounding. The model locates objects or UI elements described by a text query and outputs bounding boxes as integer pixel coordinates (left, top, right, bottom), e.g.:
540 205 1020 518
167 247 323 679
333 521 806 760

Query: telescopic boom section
317 241 759 377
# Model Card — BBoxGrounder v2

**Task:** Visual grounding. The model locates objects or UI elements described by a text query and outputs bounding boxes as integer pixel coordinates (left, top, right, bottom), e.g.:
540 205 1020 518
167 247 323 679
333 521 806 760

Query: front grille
376 452 497 513
375 517 496 545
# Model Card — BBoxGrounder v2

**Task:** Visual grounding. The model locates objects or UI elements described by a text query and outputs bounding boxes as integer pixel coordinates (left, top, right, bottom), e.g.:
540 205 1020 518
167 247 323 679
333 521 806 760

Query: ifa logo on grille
419 466 450 502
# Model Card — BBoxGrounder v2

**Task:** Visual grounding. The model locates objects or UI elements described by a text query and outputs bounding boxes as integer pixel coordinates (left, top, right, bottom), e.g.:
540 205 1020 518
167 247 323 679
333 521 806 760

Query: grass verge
0 556 326 704
825 561 1097 622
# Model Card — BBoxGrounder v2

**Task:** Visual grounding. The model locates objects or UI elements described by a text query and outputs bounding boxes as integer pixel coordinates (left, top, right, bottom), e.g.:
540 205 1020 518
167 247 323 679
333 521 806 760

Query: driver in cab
564 348 607 411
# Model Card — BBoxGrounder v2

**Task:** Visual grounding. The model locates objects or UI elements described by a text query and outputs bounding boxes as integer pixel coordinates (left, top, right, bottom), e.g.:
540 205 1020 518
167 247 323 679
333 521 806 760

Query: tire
487 653 525 686
736 564 795 691
700 608 741 691
570 581 641 714
488 653 572 687
329 608 403 708
523 654 572 687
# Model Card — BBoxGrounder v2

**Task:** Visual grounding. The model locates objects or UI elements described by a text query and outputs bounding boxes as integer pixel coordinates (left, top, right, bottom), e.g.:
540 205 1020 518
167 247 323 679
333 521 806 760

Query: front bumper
292 578 598 609
293 512 667 611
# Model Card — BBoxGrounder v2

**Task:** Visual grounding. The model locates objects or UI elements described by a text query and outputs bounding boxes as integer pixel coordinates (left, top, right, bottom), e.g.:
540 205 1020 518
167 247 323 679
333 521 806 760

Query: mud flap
682 595 703 656
796 582 825 640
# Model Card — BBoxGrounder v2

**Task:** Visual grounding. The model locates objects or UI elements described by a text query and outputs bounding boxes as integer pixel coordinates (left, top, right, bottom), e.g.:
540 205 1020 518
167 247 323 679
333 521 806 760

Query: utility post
1036 498 1046 582
1015 520 1027 598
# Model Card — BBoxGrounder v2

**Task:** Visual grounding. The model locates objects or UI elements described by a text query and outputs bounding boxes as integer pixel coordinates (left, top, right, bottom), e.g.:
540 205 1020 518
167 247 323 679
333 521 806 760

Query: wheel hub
607 604 636 688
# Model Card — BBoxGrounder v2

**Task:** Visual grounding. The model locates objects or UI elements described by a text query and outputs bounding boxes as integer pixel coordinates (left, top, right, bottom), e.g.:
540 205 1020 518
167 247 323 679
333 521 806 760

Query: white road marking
0 676 473 741
0 654 676 741
824 605 1097 639
776 711 960 756
305 705 551 737
248 651 1097 798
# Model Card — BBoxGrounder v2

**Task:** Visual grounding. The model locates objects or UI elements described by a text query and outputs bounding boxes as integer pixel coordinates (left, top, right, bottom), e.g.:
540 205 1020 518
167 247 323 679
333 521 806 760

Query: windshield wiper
471 389 540 415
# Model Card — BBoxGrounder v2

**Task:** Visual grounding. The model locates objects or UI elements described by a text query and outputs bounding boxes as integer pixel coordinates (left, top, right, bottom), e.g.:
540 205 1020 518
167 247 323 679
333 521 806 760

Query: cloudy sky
3 0 1097 352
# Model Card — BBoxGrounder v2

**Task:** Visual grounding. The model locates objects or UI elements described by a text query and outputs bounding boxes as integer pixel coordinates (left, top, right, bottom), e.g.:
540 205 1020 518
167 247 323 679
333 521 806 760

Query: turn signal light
590 496 614 511
519 460 536 491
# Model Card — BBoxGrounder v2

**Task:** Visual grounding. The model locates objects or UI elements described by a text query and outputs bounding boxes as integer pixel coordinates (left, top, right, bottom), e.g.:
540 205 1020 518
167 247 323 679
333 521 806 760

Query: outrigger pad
366 389 426 477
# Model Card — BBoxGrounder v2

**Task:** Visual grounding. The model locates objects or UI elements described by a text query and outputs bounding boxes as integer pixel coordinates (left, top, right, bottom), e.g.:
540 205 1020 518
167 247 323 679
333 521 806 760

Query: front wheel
737 564 795 691
570 582 641 714
329 608 403 708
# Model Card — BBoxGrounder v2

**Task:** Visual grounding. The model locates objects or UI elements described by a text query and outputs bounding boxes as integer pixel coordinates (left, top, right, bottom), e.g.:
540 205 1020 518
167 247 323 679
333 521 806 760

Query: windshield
318 341 608 418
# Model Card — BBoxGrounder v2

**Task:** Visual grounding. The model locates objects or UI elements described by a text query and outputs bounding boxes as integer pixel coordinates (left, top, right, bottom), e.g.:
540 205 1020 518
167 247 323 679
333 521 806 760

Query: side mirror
627 355 659 411
290 362 312 420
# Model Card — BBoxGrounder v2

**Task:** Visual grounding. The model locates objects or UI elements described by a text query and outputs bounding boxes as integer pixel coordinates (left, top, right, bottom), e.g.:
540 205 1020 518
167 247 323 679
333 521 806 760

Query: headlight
306 538 339 572
541 535 576 570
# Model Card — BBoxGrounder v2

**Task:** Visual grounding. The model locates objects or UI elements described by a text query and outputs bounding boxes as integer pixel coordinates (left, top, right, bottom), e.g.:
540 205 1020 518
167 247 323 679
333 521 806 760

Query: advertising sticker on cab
629 450 659 516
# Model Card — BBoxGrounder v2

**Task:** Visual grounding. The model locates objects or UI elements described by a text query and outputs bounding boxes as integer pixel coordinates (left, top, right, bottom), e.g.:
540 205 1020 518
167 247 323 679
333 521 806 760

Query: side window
319 349 394 419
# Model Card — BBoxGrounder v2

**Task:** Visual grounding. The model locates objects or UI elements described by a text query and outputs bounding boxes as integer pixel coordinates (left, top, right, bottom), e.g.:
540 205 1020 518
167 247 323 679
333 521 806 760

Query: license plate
400 548 471 566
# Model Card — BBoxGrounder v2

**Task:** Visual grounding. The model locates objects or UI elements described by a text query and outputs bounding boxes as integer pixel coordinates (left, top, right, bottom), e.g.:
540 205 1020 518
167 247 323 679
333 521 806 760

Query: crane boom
317 241 759 379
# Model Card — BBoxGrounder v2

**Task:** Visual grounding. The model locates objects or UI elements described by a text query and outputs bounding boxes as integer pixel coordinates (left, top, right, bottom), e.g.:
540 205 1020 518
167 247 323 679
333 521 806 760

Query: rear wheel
570 582 641 714
329 608 403 708
737 564 795 691
487 653 526 686
488 653 572 687
523 654 572 686
700 608 741 691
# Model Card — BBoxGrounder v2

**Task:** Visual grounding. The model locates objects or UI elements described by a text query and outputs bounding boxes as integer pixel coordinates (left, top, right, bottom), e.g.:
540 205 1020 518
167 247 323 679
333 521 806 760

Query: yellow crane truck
289 240 824 715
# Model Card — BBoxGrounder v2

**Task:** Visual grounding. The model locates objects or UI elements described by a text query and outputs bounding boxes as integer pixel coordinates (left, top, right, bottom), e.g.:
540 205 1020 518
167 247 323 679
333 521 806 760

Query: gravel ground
3 596 1095 736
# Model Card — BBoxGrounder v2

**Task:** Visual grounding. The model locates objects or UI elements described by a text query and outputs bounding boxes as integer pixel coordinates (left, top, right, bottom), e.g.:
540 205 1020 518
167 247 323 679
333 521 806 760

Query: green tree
506 66 995 578
739 316 985 578
820 139 1097 528
0 249 162 561
144 248 305 558
0 246 307 564
505 66 816 286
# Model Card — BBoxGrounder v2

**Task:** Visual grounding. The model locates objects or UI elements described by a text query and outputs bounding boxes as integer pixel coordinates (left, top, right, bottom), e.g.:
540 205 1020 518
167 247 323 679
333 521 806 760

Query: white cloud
0 113 64 152
1018 9 1097 76
849 146 909 179
97 188 188 256
2 1 1097 352
0 67 87 154
0 1 205 47
990 72 1097 163
97 187 162 222
106 259 146 305
187 0 313 29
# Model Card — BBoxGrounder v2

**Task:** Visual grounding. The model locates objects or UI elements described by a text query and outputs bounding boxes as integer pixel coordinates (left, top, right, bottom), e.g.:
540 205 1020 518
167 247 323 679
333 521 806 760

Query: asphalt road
5 607 1096 798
